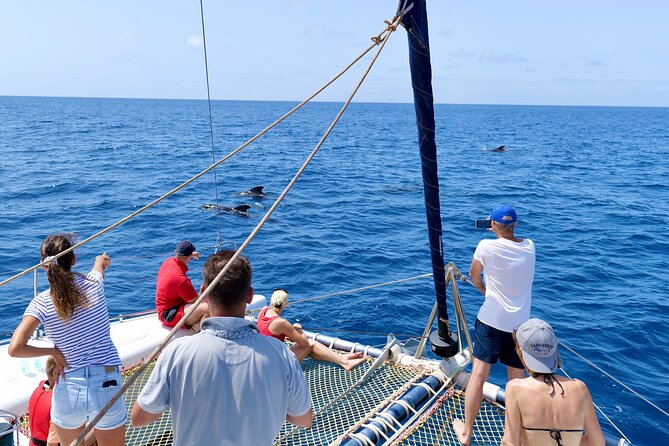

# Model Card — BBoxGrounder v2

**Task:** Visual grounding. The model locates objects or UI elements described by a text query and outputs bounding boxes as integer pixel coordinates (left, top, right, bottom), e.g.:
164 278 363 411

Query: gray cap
515 318 559 374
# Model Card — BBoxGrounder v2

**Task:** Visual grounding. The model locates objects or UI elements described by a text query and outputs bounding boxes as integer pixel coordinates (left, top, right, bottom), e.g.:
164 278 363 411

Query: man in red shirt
156 240 209 329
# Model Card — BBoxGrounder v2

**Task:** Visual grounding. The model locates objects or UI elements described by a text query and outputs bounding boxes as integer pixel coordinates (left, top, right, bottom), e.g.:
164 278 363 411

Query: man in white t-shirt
453 204 536 445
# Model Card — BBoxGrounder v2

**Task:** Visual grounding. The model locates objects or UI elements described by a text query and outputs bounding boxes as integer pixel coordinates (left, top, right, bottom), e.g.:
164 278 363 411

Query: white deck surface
0 295 266 419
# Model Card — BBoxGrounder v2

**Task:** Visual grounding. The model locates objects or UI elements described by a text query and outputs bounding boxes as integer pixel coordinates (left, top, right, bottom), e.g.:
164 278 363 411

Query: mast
400 0 457 358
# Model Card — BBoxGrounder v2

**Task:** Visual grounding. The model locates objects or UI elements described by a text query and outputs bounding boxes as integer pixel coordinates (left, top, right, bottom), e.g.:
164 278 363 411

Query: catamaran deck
12 357 506 446
2 311 506 446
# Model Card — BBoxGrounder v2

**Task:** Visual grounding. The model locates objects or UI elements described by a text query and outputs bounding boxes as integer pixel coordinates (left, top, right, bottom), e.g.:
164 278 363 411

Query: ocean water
0 96 667 443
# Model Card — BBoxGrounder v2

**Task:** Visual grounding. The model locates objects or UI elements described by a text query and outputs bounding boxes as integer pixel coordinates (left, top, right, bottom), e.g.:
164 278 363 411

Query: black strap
32 437 48 446
522 427 583 446
522 426 583 433
162 304 180 322
550 430 564 446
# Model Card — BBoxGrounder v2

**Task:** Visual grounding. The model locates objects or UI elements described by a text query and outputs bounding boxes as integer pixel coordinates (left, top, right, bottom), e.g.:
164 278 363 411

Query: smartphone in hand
475 219 492 229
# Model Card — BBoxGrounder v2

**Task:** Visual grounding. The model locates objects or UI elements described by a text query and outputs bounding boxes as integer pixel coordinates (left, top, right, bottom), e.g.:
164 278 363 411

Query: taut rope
69 14 403 446
264 273 434 309
199 0 223 249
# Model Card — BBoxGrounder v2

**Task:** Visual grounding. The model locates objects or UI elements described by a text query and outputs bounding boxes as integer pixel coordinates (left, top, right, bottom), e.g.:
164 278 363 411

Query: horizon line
1 94 667 109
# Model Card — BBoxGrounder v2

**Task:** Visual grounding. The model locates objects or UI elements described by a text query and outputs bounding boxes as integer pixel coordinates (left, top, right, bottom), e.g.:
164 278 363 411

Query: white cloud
186 35 203 48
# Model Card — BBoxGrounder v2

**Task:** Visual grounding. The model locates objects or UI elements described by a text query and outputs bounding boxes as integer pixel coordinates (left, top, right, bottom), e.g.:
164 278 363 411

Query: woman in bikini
501 318 604 446
257 289 366 371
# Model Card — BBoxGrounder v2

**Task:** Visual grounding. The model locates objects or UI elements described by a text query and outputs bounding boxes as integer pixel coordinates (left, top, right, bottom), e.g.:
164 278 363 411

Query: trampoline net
18 358 505 446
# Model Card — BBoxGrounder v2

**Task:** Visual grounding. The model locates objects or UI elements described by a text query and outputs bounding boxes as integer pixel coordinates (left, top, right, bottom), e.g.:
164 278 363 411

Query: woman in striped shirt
9 234 126 446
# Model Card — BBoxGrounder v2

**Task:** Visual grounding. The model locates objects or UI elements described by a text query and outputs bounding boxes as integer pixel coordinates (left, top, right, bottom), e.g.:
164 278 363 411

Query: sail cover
400 0 449 323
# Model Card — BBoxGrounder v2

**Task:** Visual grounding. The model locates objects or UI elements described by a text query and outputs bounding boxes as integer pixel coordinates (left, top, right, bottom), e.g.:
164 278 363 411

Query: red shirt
28 380 51 445
257 307 286 342
156 257 198 322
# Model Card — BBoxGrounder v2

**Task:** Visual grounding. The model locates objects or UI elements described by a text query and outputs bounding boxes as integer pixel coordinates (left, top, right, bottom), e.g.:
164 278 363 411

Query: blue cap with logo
490 204 517 224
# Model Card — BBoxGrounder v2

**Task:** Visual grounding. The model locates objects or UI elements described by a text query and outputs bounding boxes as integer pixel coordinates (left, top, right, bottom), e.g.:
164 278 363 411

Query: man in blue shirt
131 250 313 445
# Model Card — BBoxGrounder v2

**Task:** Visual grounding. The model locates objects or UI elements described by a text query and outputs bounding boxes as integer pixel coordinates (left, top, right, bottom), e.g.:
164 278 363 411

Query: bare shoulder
270 316 292 333
272 316 291 327
505 377 531 392
561 376 587 389
558 376 590 397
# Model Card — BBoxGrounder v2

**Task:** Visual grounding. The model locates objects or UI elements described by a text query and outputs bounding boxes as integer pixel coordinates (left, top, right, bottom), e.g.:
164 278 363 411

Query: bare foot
452 419 470 445
342 352 366 371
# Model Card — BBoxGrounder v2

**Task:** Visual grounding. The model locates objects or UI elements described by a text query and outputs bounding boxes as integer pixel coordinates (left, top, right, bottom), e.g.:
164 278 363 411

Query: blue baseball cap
175 240 196 256
490 204 517 224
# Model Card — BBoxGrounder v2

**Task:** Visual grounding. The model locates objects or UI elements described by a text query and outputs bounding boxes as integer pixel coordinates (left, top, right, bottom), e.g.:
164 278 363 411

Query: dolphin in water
237 186 266 197
201 204 251 217
489 145 506 152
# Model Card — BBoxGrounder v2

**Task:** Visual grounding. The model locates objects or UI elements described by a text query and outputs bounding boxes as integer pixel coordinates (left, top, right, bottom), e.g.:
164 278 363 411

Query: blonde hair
270 289 289 310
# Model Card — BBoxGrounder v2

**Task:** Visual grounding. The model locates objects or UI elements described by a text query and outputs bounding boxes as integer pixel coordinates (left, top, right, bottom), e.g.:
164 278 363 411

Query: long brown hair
41 234 88 321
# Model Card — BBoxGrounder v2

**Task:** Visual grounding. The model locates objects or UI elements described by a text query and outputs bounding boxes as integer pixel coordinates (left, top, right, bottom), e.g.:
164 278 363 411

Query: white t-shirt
474 238 536 332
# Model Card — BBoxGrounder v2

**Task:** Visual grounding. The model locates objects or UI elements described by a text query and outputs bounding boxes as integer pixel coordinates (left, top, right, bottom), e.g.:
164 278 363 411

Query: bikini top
522 426 584 446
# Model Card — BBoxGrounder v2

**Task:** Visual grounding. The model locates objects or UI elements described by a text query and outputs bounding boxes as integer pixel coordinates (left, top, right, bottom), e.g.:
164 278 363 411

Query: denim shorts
473 319 524 369
51 365 127 430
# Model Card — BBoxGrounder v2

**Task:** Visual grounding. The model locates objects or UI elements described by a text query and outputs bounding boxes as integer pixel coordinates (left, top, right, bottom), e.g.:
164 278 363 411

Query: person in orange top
257 289 365 371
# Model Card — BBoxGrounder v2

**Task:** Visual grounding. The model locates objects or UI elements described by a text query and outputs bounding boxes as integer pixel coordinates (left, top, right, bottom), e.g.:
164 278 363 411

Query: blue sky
1 1 667 106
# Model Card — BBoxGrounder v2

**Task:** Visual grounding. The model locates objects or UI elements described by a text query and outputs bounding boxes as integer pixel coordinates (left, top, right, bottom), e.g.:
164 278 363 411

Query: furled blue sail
400 0 457 357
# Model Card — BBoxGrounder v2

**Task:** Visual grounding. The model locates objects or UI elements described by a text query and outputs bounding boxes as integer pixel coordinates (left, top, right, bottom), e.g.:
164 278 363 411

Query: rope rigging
0 20 394 289
4 3 654 443
69 15 404 446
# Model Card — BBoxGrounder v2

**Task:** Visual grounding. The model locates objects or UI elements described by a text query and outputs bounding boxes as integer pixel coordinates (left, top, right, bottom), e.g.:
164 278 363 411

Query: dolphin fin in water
201 203 251 217
238 185 265 197
489 145 506 152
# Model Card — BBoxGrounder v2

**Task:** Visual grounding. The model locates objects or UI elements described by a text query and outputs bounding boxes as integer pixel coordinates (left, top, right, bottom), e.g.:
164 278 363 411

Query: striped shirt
24 270 121 371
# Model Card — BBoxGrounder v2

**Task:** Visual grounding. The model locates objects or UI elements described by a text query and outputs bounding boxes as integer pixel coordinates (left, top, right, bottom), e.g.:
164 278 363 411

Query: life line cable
560 367 632 443
69 14 403 446
559 342 669 419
